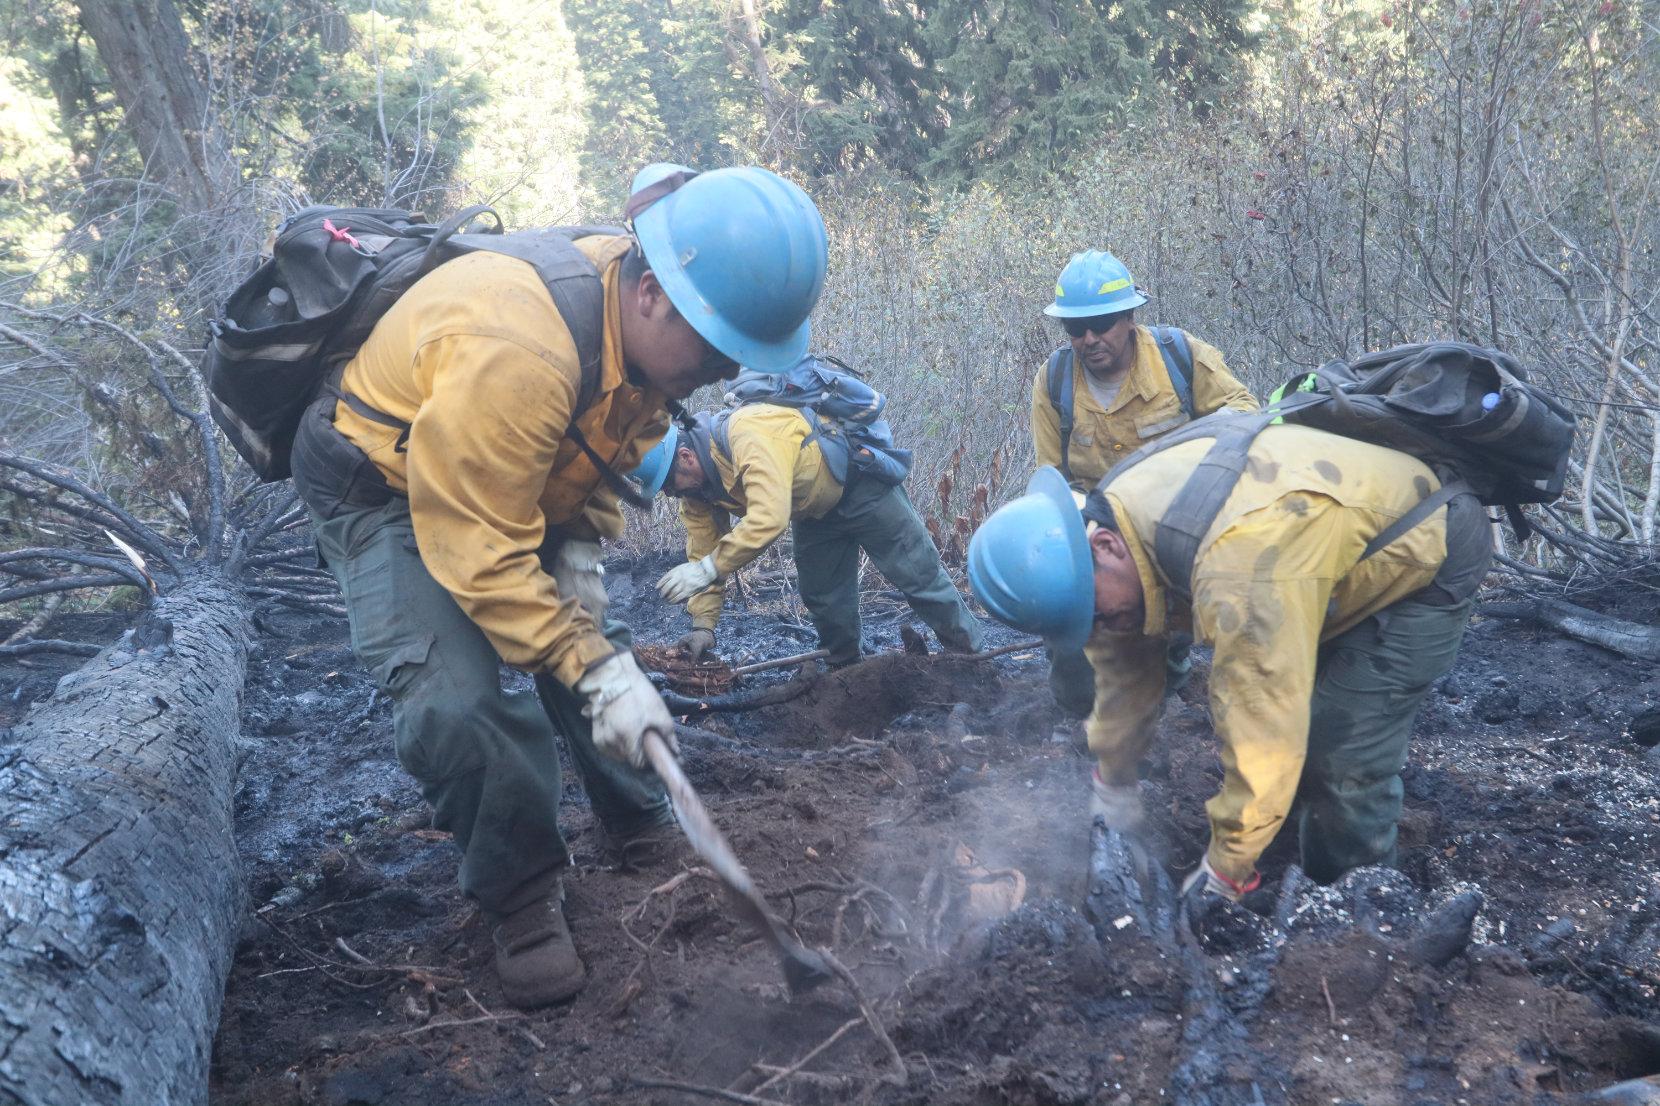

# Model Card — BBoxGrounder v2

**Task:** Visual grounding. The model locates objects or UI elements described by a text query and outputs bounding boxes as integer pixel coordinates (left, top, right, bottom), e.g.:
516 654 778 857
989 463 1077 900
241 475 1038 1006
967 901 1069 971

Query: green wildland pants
311 498 670 913
792 477 983 665
1297 594 1475 883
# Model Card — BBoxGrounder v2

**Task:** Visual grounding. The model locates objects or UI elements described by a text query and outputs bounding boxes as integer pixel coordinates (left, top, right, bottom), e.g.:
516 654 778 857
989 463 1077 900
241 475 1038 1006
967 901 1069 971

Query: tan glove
1089 770 1145 833
656 554 722 605
1180 853 1261 904
575 652 677 769
677 628 716 662
551 539 609 625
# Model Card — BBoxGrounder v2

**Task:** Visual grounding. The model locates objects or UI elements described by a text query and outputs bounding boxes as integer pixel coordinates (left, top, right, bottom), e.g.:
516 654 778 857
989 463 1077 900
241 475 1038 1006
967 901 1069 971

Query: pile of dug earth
119 557 1653 1105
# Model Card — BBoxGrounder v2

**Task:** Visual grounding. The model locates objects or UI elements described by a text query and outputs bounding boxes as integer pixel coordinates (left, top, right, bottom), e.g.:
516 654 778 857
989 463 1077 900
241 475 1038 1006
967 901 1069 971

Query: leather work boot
489 879 586 1008
594 817 687 872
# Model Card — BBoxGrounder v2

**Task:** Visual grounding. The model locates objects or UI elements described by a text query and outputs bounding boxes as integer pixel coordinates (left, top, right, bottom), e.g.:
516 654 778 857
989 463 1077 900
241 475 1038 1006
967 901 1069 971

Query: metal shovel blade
643 731 834 994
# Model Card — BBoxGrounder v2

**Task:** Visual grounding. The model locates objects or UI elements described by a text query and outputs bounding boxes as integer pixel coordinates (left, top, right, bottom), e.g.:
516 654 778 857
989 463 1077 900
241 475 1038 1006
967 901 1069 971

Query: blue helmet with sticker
1043 250 1148 319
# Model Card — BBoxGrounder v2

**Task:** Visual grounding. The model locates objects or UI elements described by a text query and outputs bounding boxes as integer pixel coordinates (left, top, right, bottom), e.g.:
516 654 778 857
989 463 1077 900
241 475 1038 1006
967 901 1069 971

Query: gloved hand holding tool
576 651 678 768
656 554 722 604
677 628 716 662
550 539 609 624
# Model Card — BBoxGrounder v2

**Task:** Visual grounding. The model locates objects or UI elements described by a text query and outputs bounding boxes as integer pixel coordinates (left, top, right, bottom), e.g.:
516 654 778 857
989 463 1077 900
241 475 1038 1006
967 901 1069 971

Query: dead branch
0 452 180 576
0 574 139 605
241 488 304 557
632 1079 790 1106
239 547 314 569
661 666 819 715
71 314 228 559
0 639 101 659
819 948 908 1086
0 585 70 646
731 648 830 676
749 1017 863 1095
0 547 153 591
1479 597 1660 662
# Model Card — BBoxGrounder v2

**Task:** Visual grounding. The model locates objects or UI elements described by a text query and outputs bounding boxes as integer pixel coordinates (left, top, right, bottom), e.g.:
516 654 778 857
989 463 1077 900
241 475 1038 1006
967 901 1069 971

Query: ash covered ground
8 555 1656 1105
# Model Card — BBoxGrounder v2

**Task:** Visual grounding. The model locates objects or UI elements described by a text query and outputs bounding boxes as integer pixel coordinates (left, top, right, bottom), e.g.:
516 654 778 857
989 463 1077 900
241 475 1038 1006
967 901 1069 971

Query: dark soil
10 559 1657 1105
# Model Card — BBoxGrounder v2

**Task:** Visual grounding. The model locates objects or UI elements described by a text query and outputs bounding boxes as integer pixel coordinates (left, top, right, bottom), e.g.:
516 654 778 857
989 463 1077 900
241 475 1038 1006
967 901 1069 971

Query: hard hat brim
1042 291 1149 319
632 422 679 499
1026 466 1096 651
634 206 812 373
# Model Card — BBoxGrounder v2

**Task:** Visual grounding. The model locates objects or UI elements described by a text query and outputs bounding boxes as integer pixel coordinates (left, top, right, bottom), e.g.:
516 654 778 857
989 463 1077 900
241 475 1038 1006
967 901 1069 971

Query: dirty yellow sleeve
403 333 615 688
1190 497 1346 884
1031 363 1065 471
708 428 798 577
680 499 732 631
1188 334 1259 415
1086 628 1170 785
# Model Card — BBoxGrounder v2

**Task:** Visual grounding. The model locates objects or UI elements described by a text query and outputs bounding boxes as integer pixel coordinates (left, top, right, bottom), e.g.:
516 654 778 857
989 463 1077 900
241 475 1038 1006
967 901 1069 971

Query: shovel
643 730 834 994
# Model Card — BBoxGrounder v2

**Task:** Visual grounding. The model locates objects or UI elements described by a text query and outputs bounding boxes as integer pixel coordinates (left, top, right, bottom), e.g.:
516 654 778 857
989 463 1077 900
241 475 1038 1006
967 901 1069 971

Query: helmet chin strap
1082 488 1117 531
624 168 700 223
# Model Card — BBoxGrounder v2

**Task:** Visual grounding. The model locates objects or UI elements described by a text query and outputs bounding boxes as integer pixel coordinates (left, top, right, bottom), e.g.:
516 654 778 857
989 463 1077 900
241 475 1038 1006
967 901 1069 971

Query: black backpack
205 204 619 481
1094 341 1577 600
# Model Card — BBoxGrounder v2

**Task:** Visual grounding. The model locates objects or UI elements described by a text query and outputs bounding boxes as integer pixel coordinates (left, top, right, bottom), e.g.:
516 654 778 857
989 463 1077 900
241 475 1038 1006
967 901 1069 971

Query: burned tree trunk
0 574 250 1106
1481 596 1660 662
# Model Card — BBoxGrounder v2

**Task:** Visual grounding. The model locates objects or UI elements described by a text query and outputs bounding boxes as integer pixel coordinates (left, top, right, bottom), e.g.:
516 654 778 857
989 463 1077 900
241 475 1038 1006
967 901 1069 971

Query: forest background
1 0 1657 580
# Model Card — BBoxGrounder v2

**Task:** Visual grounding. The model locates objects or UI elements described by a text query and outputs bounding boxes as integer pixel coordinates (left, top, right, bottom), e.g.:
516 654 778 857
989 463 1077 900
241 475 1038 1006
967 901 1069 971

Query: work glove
1090 770 1145 833
677 628 716 662
575 651 678 769
550 539 609 625
1179 853 1261 904
656 554 722 605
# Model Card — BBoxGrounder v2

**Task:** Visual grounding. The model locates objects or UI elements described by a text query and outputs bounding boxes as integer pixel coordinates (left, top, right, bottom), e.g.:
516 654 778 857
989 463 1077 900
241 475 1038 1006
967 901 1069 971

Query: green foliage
446 1 587 226
566 0 754 209
920 0 1255 182
775 0 943 174
194 0 484 207
0 58 74 281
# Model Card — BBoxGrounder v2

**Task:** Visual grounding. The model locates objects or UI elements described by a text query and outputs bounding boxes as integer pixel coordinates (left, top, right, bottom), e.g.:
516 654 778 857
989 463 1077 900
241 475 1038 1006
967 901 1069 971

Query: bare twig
750 1017 863 1095
819 948 907 1086
631 1079 791 1106
0 638 101 659
730 648 830 676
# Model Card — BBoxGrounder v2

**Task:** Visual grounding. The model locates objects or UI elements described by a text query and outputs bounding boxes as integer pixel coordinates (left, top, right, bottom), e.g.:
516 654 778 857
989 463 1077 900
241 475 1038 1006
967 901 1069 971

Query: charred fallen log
0 576 248 1105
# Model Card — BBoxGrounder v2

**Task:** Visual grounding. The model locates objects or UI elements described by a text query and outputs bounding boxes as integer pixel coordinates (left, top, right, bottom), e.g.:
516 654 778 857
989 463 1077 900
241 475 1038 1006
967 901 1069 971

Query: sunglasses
698 337 740 379
1061 313 1129 339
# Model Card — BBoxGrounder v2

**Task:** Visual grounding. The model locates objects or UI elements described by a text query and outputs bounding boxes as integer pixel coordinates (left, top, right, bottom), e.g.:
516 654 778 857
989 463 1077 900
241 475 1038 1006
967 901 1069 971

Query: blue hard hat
630 164 828 373
967 466 1095 650
629 421 680 498
1043 250 1148 319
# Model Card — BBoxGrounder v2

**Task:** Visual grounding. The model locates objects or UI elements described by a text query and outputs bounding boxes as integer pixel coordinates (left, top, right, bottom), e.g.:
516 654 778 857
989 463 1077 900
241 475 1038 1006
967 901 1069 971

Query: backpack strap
1151 414 1275 600
1099 391 1330 601
324 226 651 505
475 226 648 505
1045 346 1075 483
1151 326 1196 418
1359 478 1474 561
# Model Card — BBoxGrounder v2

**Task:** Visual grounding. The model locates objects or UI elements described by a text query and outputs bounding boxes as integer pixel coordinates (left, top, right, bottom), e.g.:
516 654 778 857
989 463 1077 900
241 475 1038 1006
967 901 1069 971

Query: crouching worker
968 426 1491 902
648 363 983 665
289 164 828 1007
